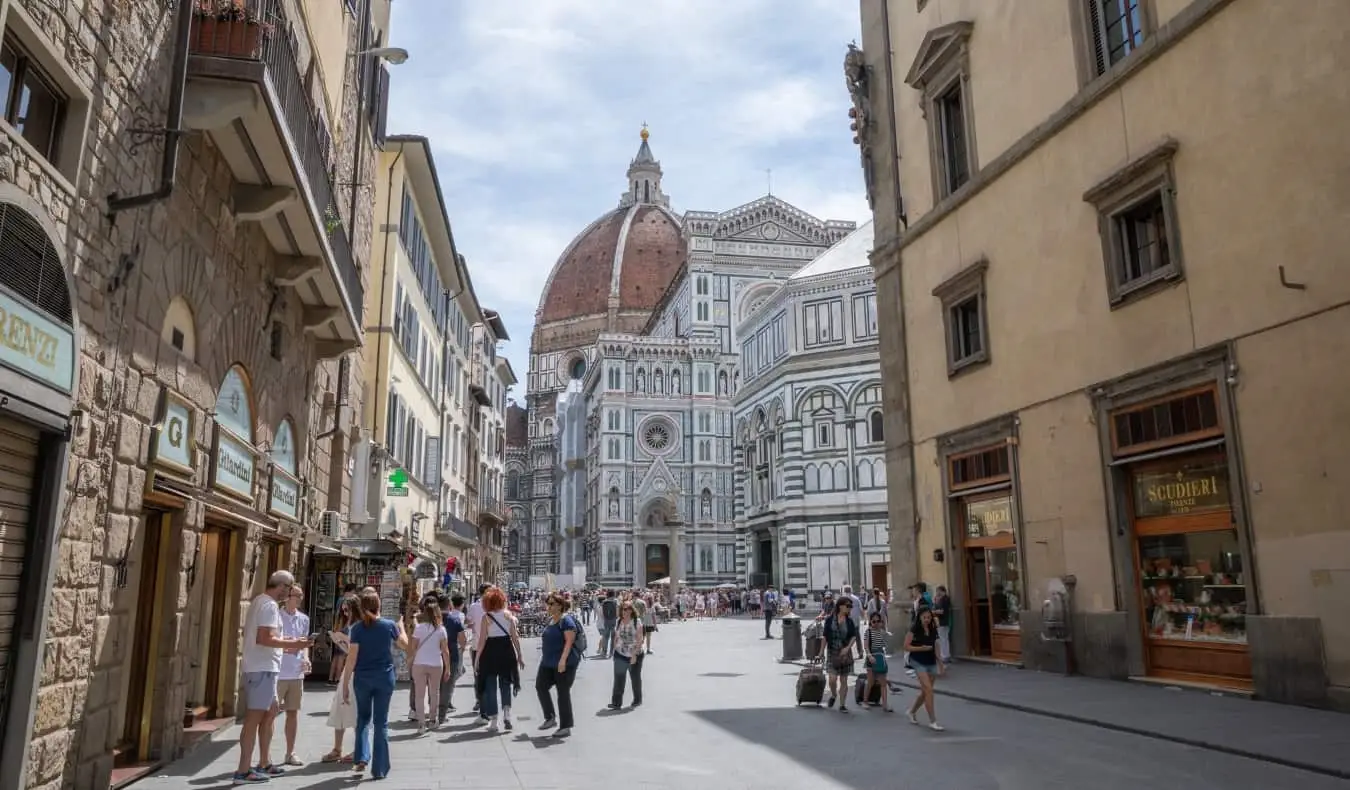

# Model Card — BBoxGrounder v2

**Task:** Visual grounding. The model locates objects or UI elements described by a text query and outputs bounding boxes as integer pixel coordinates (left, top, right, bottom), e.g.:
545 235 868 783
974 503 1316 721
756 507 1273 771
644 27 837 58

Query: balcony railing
436 513 477 544
479 495 506 523
188 0 364 323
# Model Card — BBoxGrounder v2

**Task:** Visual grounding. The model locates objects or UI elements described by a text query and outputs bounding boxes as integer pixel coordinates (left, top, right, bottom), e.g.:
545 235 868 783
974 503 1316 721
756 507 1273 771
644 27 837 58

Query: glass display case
1138 530 1246 644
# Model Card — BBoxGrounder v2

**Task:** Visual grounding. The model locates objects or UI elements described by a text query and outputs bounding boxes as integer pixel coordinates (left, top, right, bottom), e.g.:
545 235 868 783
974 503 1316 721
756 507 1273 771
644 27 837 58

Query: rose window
643 422 672 453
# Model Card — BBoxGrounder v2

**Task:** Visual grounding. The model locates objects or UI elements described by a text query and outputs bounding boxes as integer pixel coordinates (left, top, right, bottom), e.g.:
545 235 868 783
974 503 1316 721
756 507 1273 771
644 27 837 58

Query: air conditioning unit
320 510 344 538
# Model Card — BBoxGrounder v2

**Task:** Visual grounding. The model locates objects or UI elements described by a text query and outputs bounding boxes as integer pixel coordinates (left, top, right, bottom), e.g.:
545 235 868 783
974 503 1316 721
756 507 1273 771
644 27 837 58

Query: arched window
506 470 520 500
213 365 257 499
215 366 255 442
869 411 884 443
570 357 586 380
161 295 197 360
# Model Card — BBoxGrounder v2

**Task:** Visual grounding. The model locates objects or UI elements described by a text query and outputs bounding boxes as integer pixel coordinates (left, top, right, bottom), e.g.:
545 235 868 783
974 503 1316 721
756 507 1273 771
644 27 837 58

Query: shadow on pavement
690 707 939 790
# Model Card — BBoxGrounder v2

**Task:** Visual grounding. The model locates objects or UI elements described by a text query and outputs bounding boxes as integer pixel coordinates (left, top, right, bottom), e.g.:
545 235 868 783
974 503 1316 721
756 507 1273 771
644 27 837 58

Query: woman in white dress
323 596 359 763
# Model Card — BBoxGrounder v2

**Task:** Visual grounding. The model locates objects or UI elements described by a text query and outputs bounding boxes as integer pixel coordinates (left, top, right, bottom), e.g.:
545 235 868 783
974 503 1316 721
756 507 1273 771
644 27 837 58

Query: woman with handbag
608 599 645 710
822 597 859 712
474 587 525 733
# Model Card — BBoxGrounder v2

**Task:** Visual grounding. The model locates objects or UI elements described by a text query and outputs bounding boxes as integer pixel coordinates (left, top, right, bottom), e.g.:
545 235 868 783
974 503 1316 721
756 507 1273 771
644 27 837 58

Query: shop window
948 443 1009 491
1111 386 1220 457
1139 529 1246 645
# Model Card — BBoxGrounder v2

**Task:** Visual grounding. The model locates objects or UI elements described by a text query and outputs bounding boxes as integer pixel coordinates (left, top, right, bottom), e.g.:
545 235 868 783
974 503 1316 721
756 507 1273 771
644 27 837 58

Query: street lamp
353 46 410 65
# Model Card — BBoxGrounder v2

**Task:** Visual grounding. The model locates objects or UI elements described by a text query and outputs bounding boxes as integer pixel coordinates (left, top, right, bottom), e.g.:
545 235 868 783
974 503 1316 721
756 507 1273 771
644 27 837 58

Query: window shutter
373 64 391 148
424 437 442 489
1087 0 1108 76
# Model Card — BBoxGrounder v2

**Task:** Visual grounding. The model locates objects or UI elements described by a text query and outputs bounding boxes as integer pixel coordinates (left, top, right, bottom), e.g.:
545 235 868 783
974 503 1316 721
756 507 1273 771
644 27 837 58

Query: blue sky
385 0 870 400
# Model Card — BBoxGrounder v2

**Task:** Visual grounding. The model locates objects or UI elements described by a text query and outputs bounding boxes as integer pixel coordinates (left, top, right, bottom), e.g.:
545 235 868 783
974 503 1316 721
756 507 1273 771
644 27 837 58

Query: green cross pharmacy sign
387 467 410 497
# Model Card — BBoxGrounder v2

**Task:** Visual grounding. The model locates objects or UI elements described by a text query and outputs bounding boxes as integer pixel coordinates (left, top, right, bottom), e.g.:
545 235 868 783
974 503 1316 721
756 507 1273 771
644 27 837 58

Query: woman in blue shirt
536 593 581 737
342 592 408 779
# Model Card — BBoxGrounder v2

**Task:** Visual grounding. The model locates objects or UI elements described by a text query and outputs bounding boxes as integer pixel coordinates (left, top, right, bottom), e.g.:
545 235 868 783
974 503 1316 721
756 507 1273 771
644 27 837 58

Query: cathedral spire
620 124 669 209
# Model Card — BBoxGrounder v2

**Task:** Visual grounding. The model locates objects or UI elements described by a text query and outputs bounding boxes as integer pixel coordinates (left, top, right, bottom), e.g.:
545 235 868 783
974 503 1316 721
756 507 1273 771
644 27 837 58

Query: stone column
667 518 683 599
634 537 645 586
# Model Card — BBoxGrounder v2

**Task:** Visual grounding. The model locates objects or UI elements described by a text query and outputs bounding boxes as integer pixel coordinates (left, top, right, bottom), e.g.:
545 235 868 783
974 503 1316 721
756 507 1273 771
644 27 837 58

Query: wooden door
870 563 888 594
117 511 169 765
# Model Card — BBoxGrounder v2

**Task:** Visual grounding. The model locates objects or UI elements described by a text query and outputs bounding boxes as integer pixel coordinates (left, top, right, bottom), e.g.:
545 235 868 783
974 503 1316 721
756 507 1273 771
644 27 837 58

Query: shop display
1139 530 1246 644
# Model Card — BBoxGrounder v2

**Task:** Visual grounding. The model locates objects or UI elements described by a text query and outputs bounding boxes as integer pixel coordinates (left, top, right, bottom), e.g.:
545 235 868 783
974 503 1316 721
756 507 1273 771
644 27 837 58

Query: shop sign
964 495 1013 539
1133 461 1230 519
268 466 301 521
0 287 75 393
212 427 255 500
150 392 196 475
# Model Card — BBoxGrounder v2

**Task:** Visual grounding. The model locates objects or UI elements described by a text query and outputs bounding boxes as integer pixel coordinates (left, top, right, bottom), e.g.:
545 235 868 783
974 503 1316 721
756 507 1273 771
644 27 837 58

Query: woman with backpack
537 592 582 737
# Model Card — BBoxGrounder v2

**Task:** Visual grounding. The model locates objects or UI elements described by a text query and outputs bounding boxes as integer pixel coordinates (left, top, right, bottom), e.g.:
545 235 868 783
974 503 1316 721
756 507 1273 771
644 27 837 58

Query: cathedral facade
509 130 854 584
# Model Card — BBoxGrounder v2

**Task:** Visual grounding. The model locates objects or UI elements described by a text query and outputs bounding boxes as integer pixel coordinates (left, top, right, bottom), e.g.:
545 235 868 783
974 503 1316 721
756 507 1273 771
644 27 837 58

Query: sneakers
486 718 500 733
908 711 919 725
259 765 285 777
606 703 622 711
503 709 513 731
929 722 945 731
539 718 557 731
283 755 303 767
231 769 269 785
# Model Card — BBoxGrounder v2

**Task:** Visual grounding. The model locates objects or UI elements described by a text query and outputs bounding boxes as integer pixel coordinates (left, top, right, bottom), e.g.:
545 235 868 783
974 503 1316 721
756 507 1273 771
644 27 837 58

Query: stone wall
2 0 376 787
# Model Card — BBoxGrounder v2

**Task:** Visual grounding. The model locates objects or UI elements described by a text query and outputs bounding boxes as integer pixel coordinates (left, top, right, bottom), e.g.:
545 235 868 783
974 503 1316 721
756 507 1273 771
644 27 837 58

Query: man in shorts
234 571 311 785
277 586 311 767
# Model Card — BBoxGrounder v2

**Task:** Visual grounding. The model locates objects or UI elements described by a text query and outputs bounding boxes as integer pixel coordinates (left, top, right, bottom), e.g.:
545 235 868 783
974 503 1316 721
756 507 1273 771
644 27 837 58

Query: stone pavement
130 617 1350 790
890 659 1350 779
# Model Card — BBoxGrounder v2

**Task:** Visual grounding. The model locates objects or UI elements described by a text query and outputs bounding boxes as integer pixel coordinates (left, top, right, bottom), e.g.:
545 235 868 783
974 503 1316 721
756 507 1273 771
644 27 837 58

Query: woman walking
822 596 859 712
410 598 451 735
342 592 409 779
863 611 893 712
322 596 359 764
608 599 645 710
474 587 524 733
904 606 945 730
536 593 581 737
639 593 658 655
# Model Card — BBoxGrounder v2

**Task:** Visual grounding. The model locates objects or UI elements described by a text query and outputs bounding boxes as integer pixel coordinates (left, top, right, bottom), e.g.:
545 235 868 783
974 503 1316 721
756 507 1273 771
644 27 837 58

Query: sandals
353 761 368 773
320 750 342 763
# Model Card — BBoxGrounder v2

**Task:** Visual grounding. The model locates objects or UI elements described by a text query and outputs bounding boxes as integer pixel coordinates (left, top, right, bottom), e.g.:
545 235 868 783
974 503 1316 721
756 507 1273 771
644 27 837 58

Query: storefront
121 391 198 765
1110 384 1250 688
946 440 1023 663
0 193 80 790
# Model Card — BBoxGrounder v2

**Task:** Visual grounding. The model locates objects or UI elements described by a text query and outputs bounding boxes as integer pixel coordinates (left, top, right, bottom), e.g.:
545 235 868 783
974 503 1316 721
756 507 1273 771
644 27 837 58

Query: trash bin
780 614 803 661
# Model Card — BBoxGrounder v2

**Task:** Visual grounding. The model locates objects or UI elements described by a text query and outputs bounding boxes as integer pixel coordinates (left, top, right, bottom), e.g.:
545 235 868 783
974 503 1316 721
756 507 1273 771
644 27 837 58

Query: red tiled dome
537 203 685 325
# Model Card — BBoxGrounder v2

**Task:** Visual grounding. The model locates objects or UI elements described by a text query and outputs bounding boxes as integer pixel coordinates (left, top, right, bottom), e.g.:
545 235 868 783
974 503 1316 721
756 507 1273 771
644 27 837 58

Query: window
0 35 66 165
852 292 878 340
802 299 845 348
696 301 709 322
933 258 989 376
948 443 1010 491
608 410 620 431
869 411 884 443
698 440 710 462
1085 0 1146 77
1111 386 1221 458
718 545 734 573
605 545 621 573
904 21 976 202
608 365 621 390
1083 139 1183 305
696 276 709 296
697 545 714 573
816 421 832 448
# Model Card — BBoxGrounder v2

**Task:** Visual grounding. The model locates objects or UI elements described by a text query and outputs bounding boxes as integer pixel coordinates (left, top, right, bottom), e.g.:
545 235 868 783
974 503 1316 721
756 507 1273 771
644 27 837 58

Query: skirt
326 688 356 729
478 635 516 676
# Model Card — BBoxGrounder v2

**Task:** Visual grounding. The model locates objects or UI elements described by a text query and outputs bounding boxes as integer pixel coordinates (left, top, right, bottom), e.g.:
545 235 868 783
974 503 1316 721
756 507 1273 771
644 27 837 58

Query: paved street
133 617 1350 790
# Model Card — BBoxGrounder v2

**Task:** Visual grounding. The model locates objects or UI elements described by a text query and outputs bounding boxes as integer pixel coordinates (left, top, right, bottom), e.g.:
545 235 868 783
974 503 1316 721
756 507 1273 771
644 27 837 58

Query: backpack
601 598 618 621
565 615 587 658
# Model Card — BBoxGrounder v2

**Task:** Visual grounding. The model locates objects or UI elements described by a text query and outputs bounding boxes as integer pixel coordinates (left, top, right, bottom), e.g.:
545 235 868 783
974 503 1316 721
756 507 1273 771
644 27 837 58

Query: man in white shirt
234 571 311 785
465 584 488 712
277 587 311 767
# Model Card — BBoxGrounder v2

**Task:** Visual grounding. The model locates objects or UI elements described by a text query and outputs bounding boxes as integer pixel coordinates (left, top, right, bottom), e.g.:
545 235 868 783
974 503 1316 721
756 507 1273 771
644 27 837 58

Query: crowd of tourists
225 570 954 784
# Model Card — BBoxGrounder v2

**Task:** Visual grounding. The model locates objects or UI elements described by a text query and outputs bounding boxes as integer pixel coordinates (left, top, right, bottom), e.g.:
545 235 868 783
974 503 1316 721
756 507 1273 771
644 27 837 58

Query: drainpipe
107 0 195 216
370 146 404 439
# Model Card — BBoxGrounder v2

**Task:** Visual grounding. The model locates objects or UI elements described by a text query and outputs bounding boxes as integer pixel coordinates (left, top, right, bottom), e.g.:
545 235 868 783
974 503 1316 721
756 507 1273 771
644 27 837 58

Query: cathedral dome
536 129 685 326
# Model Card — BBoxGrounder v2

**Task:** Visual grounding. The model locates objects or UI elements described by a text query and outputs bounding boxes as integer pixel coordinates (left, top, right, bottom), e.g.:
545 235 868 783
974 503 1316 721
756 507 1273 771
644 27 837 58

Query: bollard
780 614 803 661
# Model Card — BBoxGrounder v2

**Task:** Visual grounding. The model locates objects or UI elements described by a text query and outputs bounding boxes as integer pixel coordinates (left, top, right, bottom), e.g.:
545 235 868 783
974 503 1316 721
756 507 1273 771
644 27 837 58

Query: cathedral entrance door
645 544 670 582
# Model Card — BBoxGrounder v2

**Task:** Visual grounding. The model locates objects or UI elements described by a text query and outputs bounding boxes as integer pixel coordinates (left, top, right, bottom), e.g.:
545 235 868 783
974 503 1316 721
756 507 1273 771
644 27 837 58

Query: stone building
468 312 513 585
855 0 1350 706
502 401 528 582
732 221 888 594
0 0 393 786
521 128 854 586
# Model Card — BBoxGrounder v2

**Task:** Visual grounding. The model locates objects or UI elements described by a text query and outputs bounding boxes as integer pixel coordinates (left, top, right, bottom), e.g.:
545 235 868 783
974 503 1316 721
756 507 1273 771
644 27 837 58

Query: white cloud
386 0 866 390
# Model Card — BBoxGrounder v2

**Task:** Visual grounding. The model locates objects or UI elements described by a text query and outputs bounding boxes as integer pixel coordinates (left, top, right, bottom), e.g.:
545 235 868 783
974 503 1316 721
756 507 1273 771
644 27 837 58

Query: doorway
645 544 669 582
253 538 289 597
963 545 1022 661
193 526 237 719
116 511 171 766
870 562 889 594
756 538 773 586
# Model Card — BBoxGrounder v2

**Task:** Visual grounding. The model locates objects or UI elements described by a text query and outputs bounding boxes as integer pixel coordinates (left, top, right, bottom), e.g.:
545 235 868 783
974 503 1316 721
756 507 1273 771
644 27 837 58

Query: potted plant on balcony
191 0 273 59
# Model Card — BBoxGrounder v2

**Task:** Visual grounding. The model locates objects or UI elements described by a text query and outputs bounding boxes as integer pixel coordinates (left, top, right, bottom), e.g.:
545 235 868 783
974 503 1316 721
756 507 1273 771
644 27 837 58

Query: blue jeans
479 671 513 718
353 669 394 778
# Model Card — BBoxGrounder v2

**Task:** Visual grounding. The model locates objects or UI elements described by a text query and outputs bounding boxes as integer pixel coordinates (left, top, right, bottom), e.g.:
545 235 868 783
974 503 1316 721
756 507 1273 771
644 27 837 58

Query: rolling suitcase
796 662 826 705
854 673 882 706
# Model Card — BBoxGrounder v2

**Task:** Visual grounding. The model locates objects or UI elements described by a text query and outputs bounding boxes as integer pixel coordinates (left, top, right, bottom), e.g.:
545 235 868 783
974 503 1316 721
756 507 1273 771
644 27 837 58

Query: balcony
478 495 506 526
181 1 363 351
435 513 476 547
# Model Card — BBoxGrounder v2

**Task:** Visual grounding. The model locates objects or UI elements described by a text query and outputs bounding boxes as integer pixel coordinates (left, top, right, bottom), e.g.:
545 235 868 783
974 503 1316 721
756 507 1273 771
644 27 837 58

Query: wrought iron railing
189 0 364 322
436 513 478 543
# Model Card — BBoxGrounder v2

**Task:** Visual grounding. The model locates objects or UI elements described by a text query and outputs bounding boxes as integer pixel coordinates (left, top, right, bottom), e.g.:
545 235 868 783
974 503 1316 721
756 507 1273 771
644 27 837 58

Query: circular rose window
642 421 673 454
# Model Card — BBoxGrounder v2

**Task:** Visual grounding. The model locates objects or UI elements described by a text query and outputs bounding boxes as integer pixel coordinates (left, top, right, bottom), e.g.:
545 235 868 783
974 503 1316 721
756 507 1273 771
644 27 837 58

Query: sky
385 0 871 402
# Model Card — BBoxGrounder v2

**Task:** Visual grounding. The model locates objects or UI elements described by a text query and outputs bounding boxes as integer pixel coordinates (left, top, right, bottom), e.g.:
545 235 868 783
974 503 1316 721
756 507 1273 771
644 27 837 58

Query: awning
337 538 405 556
